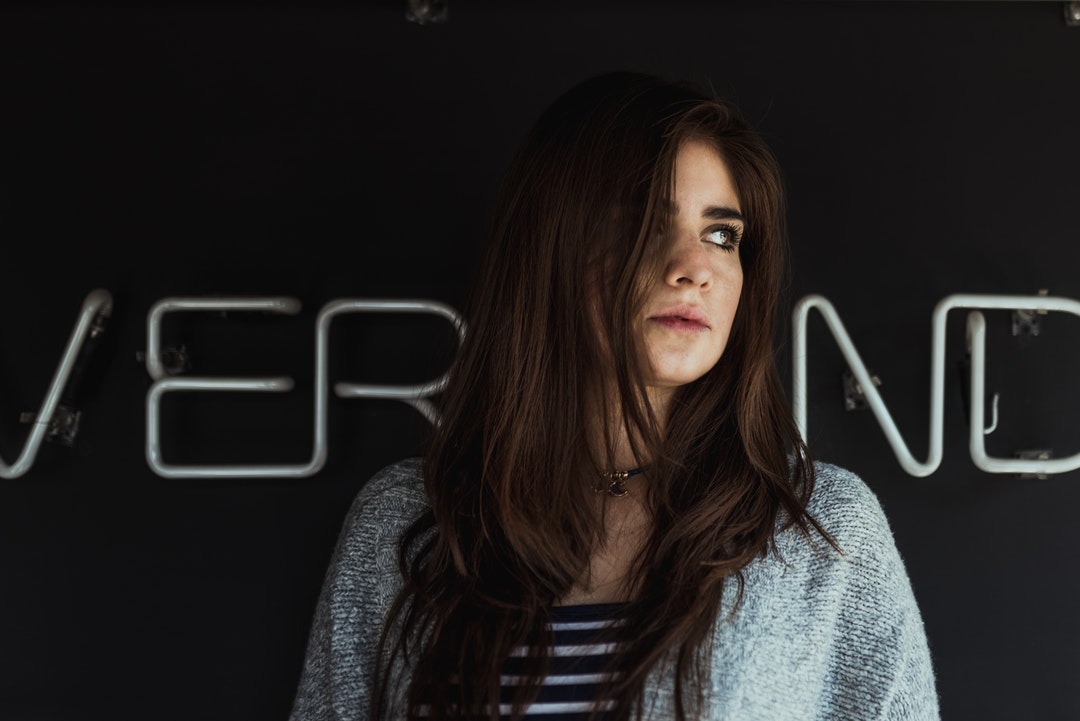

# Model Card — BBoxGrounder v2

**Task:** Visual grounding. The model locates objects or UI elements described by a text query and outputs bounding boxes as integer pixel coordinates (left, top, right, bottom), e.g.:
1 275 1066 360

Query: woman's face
639 139 744 405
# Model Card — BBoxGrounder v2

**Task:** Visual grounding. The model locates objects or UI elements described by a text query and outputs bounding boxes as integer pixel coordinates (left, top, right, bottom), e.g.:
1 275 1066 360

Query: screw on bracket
1012 309 1042 336
842 370 882 411
135 343 192 374
19 405 83 447
1012 289 1049 337
1016 449 1054 479
406 0 448 24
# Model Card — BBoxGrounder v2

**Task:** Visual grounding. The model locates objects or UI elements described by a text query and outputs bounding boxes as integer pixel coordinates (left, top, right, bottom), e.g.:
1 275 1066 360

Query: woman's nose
663 237 712 289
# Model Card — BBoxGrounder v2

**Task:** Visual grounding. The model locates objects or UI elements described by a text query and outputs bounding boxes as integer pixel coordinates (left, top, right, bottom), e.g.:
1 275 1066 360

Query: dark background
2 1 1078 719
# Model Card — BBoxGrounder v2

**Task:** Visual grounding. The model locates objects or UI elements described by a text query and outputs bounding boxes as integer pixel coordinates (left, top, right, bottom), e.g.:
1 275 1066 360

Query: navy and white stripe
418 603 627 720
499 603 626 719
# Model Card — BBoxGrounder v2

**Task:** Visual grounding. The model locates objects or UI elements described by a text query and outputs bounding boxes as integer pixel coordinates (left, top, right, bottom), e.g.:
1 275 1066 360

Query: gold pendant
606 478 630 497
595 470 631 497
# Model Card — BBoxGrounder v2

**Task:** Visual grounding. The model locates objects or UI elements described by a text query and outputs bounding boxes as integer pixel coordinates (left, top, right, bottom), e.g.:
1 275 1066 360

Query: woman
289 72 939 720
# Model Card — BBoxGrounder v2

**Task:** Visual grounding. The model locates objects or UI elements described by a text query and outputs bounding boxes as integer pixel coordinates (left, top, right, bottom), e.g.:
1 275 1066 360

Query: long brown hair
373 71 829 720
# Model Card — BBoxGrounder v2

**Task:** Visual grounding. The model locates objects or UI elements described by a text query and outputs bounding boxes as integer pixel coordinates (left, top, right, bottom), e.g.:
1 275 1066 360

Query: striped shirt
418 603 627 720
500 603 626 720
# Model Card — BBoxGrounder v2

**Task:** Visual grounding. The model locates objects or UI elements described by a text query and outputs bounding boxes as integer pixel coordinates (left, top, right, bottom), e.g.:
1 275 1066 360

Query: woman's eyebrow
662 201 745 226
665 200 745 223
702 206 745 222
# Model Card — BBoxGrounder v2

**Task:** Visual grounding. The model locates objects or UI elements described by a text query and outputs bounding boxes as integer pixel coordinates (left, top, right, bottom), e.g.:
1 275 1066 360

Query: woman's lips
649 315 709 332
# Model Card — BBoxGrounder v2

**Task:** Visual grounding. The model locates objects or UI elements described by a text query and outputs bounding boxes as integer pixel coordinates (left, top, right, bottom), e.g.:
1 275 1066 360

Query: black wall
2 2 1078 719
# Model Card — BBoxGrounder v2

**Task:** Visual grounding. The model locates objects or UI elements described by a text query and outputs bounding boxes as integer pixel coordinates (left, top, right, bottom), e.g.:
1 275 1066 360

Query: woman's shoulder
320 458 430 591
341 458 430 542
767 459 899 573
804 460 893 548
356 457 428 507
807 460 877 508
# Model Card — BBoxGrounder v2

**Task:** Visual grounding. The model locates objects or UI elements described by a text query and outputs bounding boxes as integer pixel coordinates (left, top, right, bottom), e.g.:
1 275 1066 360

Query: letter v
1 289 112 479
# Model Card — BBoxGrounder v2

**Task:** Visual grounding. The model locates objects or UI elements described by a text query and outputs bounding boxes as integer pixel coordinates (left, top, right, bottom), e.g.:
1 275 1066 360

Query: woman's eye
704 226 741 250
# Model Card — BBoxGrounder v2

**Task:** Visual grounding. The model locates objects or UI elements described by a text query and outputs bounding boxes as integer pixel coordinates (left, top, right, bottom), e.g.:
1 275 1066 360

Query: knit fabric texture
289 459 940 720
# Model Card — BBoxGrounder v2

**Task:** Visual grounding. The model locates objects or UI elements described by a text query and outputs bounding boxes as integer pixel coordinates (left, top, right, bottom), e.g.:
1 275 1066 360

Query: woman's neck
597 386 672 472
560 392 670 606
559 474 652 606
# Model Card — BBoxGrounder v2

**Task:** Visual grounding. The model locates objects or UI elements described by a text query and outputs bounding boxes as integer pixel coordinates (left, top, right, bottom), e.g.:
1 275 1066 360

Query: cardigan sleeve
813 464 940 721
288 459 428 721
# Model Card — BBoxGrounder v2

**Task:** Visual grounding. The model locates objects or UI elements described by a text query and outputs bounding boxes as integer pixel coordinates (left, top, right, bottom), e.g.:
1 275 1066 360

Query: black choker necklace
595 466 647 497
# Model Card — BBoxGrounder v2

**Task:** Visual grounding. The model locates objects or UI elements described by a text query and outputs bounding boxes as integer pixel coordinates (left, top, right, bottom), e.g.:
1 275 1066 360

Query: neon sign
4 290 1077 479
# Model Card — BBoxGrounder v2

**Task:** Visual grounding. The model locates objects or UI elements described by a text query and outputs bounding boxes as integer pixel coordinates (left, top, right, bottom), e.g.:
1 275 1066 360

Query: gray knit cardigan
289 459 940 720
